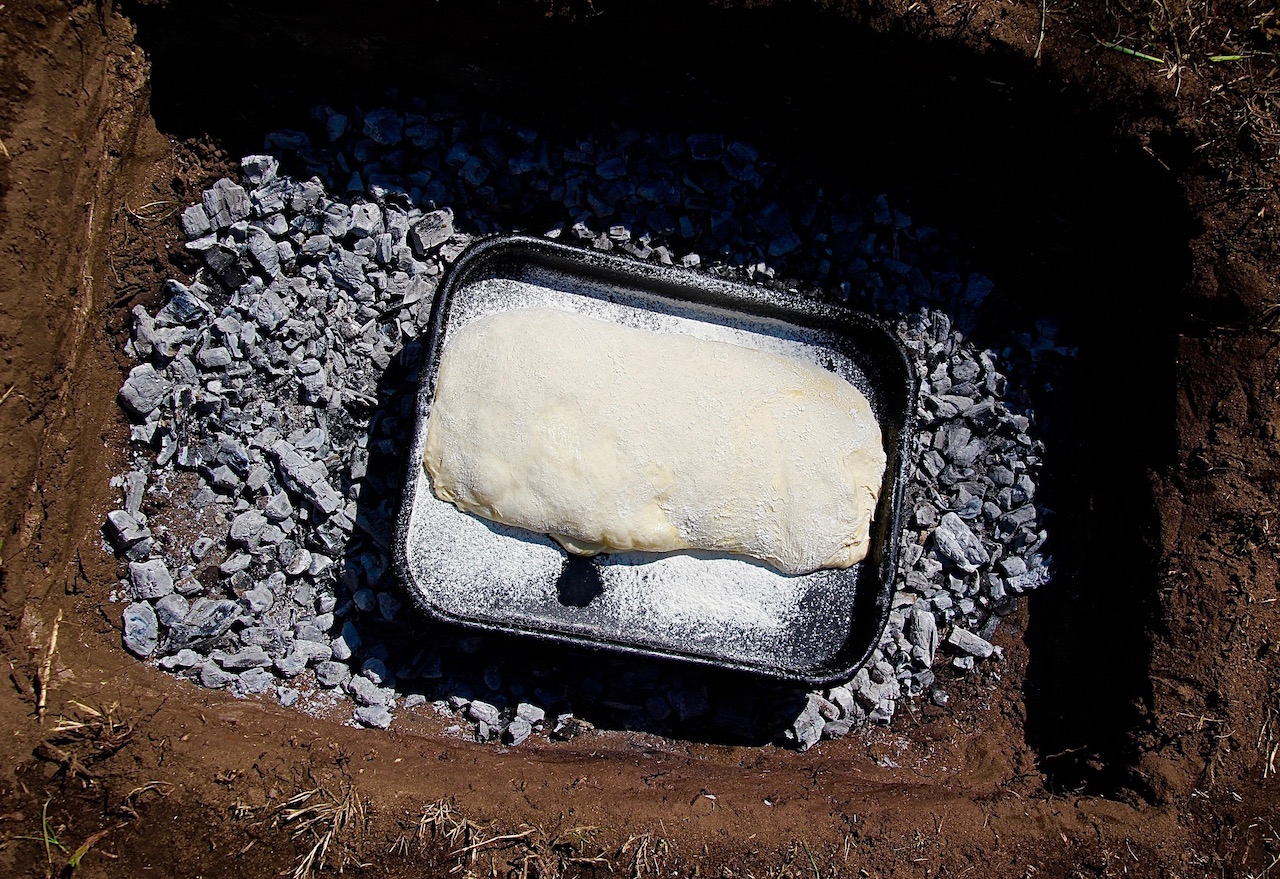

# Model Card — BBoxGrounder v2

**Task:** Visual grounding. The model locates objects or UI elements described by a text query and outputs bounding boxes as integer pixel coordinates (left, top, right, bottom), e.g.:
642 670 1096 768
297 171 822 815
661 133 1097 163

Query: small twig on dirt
0 138 9 159
0 384 15 406
1034 0 1048 61
451 827 537 856
36 609 63 723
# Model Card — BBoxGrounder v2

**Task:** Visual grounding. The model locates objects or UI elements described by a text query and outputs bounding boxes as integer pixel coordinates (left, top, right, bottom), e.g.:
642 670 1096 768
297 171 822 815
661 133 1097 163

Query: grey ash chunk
165 598 240 648
181 204 211 239
347 674 394 707
408 209 454 257
122 602 158 657
105 510 151 551
270 440 343 516
467 700 500 728
504 717 532 746
202 178 251 229
355 705 393 729
905 603 939 668
315 660 350 688
118 364 171 417
128 558 174 600
947 626 995 659
229 510 268 544
216 645 272 670
788 694 826 752
932 512 990 573
155 593 189 627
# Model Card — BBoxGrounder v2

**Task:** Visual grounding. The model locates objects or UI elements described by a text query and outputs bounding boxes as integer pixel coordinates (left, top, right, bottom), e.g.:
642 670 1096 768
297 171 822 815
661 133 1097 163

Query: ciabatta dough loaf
423 308 886 575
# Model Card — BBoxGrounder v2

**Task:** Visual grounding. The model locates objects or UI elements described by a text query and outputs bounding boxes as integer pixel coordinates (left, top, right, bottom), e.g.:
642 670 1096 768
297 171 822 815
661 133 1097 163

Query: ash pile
105 97 1056 748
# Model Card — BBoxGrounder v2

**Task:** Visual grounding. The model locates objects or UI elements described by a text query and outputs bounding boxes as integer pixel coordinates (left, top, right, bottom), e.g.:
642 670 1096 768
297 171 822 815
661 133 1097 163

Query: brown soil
2 0 1279 876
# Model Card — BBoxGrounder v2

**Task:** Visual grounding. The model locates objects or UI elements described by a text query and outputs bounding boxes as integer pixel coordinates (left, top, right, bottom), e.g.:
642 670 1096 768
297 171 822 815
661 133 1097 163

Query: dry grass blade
621 832 671 879
276 785 366 879
34 701 133 784
35 609 62 723
125 200 178 223
416 797 488 854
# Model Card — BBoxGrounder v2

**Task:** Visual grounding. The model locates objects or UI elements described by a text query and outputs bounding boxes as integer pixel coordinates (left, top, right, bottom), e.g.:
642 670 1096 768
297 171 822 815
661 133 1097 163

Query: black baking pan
392 234 916 687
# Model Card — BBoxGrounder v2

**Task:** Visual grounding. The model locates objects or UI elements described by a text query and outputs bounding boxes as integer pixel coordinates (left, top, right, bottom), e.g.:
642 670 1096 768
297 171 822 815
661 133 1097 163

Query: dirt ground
1 0 1279 876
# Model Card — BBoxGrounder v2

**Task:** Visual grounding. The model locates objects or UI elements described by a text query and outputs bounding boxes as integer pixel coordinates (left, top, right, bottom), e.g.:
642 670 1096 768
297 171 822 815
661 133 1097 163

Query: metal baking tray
392 235 915 686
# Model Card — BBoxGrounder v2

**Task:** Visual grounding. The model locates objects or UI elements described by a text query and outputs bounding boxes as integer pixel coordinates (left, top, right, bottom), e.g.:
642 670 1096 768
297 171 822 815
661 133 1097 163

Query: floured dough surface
423 307 887 575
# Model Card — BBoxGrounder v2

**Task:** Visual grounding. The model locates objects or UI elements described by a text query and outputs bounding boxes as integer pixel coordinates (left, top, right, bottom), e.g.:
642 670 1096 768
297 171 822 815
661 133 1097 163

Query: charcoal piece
348 675 393 706
229 510 268 544
242 585 275 614
356 705 393 729
322 202 352 238
239 668 275 694
155 593 190 628
947 626 995 659
247 230 280 275
202 178 251 229
315 660 350 688
215 645 271 670
270 440 343 516
158 648 201 670
467 700 501 727
408 209 454 257
504 717 533 746
350 203 382 239
166 598 240 648
362 108 403 145
301 235 332 258
789 694 825 752
822 719 854 740
129 558 174 600
200 661 236 689
331 620 361 660
105 509 151 550
362 657 391 685
122 602 158 657
263 492 293 521
377 592 401 621
119 364 171 417
240 154 278 186
998 556 1027 577
181 204 212 239
932 513 990 573
905 604 939 667
516 702 546 725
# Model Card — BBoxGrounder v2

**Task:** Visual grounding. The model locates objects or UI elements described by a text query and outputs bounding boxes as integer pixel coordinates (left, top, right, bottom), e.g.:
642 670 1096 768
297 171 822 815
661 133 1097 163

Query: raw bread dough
423 307 887 575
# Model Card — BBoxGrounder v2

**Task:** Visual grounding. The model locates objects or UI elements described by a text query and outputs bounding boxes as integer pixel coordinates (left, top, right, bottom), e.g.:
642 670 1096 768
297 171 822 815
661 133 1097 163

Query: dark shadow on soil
126 0 1194 788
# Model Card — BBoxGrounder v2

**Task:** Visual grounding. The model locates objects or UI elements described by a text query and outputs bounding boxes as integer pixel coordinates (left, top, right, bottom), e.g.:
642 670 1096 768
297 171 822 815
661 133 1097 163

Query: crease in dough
423 307 887 575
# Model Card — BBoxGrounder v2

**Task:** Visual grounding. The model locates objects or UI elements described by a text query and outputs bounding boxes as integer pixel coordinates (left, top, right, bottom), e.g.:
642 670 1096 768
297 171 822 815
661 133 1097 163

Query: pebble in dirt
105 98 1055 749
